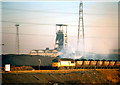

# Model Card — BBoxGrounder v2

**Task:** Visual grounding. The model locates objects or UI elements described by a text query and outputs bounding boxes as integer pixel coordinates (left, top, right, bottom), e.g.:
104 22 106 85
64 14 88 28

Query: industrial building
30 24 68 57
29 48 62 57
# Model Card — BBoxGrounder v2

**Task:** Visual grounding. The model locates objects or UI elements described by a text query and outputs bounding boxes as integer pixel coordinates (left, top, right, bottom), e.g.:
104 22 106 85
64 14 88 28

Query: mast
77 0 85 56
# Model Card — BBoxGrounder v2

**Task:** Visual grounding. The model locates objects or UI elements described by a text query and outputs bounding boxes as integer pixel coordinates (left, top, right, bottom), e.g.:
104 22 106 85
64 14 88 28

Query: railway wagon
89 60 97 69
81 60 91 69
76 60 95 69
114 61 120 67
89 61 97 66
75 60 83 67
82 61 91 66
96 60 103 67
109 61 116 66
102 61 110 66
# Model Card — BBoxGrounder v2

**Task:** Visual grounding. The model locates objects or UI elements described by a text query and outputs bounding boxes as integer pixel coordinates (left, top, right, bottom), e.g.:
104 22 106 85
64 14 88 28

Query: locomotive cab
52 58 75 70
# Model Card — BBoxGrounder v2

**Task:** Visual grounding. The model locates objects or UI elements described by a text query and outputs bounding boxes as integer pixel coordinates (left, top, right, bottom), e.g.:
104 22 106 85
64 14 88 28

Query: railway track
1 68 119 73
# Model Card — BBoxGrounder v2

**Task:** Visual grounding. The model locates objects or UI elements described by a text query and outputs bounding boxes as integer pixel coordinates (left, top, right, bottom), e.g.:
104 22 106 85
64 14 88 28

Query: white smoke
59 47 79 59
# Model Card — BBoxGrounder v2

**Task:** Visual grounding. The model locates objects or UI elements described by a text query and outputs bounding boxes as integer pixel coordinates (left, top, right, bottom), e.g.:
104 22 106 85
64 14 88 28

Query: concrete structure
29 48 62 57
54 24 68 51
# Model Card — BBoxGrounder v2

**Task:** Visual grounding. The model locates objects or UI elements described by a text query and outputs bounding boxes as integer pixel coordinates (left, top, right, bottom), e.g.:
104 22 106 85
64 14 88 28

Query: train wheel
61 67 66 70
72 67 75 69
58 67 61 70
70 67 74 69
66 66 69 69
59 67 65 70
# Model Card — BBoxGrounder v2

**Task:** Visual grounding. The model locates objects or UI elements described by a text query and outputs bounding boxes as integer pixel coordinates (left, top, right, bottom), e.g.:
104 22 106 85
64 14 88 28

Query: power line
2 32 118 39
2 32 55 36
2 20 118 28
2 27 118 30
2 20 54 26
2 7 117 15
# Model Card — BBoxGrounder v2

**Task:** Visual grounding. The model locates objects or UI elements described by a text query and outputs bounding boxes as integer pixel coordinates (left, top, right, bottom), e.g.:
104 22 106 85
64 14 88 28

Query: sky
1 1 119 54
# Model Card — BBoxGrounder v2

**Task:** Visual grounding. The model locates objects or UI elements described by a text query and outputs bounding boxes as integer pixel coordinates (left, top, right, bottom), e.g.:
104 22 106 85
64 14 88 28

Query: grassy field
1 69 120 84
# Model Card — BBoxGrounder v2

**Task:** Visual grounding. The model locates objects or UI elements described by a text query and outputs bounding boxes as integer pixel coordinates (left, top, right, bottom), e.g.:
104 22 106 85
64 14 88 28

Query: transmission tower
77 1 85 56
54 24 68 51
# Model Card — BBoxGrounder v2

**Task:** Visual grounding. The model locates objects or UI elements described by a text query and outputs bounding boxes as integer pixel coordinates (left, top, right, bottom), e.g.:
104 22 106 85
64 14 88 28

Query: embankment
1 69 120 84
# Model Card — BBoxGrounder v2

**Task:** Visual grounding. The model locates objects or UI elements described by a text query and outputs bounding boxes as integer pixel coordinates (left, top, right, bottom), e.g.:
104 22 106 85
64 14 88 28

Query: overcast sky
1 1 119 54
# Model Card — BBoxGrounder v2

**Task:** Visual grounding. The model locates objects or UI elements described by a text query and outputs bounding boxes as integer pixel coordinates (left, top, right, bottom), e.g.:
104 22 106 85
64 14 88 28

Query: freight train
52 58 120 69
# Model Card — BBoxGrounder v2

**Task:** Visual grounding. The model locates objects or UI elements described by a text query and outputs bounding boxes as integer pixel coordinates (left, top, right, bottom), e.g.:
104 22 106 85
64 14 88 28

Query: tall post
15 24 19 55
38 59 41 70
